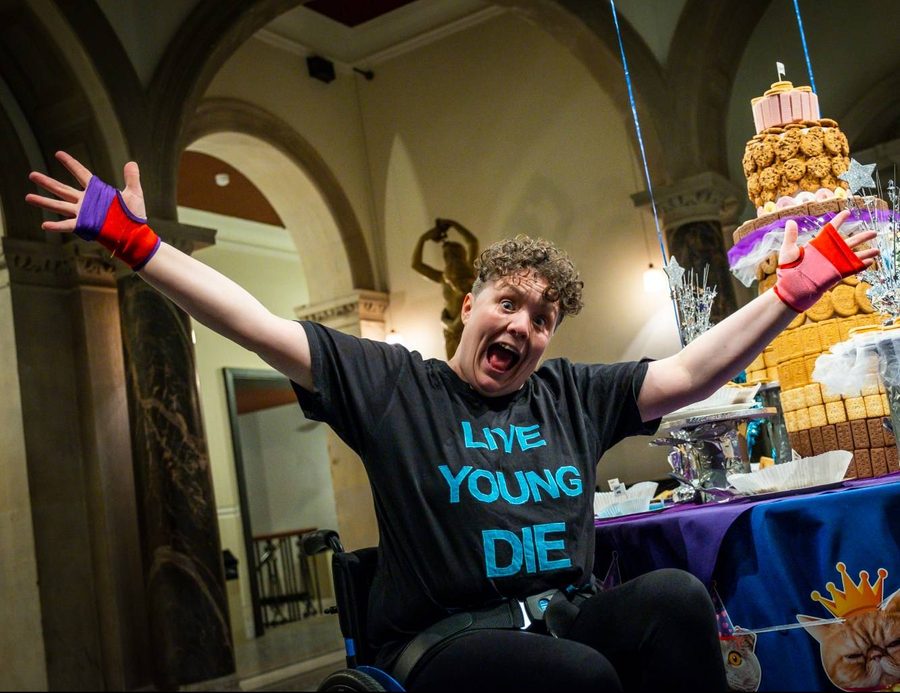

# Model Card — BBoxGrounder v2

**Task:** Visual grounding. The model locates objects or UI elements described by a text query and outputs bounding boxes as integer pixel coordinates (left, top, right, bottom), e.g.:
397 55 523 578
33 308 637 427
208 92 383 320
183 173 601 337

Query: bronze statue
412 218 479 359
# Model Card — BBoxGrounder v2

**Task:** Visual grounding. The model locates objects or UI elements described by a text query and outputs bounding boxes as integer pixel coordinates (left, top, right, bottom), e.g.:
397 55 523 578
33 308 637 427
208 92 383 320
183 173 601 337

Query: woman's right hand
26 151 147 231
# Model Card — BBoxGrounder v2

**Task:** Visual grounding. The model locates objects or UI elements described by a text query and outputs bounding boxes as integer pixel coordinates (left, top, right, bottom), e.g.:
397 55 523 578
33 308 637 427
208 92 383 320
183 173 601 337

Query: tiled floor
236 612 345 691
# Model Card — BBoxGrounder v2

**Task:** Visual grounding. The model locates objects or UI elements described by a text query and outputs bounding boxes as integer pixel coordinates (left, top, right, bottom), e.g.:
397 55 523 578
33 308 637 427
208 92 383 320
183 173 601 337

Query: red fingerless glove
773 222 866 312
75 176 160 270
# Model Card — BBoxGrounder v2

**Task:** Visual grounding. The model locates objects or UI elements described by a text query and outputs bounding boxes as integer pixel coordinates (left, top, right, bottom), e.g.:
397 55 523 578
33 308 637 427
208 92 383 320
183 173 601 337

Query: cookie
761 251 779 274
747 172 761 196
776 130 801 160
760 167 780 190
778 182 797 199
838 131 849 155
855 282 875 313
753 140 776 168
799 174 820 192
824 129 843 155
820 174 838 189
831 156 849 177
759 273 777 294
831 284 858 317
742 148 756 176
800 127 825 157
807 155 832 179
784 157 806 181
805 291 834 321
819 118 838 128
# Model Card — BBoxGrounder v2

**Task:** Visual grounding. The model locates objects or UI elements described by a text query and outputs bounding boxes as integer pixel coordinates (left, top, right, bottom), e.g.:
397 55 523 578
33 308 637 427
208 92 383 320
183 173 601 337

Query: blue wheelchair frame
302 530 405 692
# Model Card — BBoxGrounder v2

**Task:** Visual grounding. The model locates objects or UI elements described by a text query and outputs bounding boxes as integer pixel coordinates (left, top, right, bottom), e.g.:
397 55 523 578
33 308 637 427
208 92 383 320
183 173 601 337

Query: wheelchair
301 530 405 692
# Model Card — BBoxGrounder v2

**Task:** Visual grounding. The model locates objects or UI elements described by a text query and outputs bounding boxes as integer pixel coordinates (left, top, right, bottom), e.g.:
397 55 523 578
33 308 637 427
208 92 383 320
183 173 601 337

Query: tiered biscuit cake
732 81 898 480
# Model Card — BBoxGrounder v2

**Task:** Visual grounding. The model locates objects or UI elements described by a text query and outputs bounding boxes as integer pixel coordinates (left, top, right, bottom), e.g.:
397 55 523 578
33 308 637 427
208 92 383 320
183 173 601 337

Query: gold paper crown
811 562 888 618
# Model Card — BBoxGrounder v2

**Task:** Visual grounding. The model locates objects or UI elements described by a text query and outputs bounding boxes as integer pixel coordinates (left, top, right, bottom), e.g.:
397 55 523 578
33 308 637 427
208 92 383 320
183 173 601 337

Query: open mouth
486 342 521 373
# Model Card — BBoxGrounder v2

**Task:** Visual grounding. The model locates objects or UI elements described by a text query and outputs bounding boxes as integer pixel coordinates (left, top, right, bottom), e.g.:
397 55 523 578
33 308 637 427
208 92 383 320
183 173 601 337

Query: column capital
148 217 217 256
2 237 116 289
294 290 390 339
631 171 744 231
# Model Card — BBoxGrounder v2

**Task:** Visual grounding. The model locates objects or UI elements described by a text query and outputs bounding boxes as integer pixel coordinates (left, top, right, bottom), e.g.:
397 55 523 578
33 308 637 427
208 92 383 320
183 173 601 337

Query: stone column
3 237 150 690
117 219 235 689
633 172 746 323
295 290 389 551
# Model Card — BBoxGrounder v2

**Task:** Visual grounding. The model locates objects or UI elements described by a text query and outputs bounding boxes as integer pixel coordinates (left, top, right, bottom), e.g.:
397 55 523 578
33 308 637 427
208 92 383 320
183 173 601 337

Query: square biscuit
871 447 888 477
804 383 823 406
826 401 847 424
864 395 885 418
808 426 826 455
850 419 870 448
808 404 827 427
867 417 885 448
836 422 853 450
854 449 873 478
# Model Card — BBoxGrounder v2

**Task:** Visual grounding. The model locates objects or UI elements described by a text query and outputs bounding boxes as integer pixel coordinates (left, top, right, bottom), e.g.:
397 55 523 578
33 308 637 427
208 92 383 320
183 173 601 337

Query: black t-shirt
292 321 659 657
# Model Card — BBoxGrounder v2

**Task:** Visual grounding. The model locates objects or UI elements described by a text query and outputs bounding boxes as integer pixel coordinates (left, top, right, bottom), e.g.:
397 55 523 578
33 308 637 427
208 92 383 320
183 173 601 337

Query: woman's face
448 272 559 397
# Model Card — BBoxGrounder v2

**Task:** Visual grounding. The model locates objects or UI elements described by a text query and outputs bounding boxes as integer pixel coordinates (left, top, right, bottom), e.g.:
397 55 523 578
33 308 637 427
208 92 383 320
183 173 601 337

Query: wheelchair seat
302 530 403 692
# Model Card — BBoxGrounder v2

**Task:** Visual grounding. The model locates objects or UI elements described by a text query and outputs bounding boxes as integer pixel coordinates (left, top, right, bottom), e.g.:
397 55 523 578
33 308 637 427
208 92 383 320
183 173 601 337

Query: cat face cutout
798 588 900 692
720 630 761 692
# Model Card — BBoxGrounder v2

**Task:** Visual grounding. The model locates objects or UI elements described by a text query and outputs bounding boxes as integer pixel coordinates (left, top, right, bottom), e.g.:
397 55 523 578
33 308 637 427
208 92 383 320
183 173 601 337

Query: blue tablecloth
594 474 900 692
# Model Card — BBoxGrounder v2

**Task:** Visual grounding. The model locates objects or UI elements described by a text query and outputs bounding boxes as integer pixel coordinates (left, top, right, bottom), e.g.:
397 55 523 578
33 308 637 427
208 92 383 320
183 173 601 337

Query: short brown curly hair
472 235 584 322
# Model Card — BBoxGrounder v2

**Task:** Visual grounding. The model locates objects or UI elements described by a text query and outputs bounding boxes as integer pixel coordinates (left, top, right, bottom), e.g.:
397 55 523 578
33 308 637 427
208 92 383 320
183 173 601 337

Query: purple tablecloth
593 472 900 585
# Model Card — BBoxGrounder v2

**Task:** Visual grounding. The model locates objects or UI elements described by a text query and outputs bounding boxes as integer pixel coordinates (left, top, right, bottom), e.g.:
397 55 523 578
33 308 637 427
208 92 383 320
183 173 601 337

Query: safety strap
391 599 527 684
392 581 597 684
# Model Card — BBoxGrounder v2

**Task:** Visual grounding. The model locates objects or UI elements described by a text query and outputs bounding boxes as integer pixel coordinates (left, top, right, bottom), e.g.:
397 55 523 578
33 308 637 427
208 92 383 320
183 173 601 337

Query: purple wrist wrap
74 176 117 241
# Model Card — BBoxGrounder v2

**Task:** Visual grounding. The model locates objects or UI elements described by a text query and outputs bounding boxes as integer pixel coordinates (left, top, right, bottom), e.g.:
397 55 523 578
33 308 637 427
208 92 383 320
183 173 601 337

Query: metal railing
252 527 322 628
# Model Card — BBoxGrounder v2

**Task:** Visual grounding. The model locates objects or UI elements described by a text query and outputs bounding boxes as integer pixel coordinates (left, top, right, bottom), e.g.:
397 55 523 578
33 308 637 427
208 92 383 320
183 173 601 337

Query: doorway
222 367 341 671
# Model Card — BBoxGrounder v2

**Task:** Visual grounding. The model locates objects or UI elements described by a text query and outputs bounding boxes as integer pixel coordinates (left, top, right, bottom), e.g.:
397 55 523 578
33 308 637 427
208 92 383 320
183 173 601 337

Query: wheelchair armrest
301 529 344 555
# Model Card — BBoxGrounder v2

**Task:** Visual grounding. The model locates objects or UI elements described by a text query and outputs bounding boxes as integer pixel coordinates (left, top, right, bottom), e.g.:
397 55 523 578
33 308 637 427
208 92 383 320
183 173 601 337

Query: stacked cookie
731 81 898 479
743 284 898 478
740 80 851 222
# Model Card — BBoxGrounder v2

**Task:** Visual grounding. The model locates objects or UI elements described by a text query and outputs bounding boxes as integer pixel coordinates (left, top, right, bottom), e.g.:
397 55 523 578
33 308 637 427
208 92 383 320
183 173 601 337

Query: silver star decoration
663 256 684 288
838 158 877 194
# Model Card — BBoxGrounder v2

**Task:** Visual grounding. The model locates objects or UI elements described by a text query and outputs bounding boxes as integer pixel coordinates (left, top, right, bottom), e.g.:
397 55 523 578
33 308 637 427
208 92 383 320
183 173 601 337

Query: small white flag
776 61 786 80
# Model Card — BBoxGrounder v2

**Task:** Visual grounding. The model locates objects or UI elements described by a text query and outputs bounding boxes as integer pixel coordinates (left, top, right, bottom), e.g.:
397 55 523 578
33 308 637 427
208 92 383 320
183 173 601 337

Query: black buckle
522 589 560 622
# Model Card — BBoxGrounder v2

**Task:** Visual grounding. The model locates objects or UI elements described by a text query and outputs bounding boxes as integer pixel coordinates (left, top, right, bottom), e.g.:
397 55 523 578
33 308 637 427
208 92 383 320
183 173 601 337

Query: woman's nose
507 311 530 338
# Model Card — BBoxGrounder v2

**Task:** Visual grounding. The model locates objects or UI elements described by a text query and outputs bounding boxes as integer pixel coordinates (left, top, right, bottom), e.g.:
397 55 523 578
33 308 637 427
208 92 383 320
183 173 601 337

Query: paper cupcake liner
726 450 851 494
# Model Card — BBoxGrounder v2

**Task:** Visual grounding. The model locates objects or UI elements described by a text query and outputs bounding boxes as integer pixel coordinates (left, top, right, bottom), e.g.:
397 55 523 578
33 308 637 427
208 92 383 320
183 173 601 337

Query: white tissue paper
594 481 659 518
726 450 852 495
813 328 900 397
661 383 761 422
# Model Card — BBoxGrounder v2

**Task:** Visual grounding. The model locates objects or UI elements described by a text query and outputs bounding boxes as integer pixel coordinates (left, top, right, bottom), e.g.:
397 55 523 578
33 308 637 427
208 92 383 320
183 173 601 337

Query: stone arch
664 0 772 178
840 66 900 150
140 0 304 216
184 98 376 293
0 1 130 235
490 0 669 183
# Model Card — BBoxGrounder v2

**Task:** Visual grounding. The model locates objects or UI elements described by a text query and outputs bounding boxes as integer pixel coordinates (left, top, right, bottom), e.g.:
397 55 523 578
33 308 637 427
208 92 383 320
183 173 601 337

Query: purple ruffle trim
74 176 116 241
727 209 896 268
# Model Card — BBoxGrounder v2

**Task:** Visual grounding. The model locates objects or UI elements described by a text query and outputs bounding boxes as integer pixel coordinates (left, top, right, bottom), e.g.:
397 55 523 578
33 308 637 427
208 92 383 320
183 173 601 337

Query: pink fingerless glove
74 176 160 270
773 223 866 312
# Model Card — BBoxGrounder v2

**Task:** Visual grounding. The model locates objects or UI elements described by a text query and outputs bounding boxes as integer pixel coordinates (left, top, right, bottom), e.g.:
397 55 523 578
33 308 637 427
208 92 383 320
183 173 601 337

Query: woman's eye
501 300 514 310
533 316 547 328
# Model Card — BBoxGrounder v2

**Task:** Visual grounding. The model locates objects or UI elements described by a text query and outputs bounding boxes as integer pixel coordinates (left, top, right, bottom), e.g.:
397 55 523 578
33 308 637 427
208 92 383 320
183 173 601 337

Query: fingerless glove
773 223 866 312
75 176 160 270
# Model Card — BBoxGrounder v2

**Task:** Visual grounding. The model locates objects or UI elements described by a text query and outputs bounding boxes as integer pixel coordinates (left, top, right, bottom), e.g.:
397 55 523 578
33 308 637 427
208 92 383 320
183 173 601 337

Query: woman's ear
460 293 474 324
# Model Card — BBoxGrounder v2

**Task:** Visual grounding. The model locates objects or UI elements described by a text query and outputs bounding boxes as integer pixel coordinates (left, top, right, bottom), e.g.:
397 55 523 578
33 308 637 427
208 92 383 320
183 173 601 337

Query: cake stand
652 407 777 503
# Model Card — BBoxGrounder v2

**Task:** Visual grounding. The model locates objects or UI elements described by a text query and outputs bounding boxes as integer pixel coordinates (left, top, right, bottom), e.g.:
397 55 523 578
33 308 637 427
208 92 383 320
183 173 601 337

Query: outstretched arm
26 151 315 391
411 223 444 282
637 211 879 421
439 218 479 262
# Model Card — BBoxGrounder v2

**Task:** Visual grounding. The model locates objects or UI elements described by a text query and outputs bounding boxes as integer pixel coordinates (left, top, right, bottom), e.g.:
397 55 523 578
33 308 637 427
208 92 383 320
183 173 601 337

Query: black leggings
404 569 728 692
